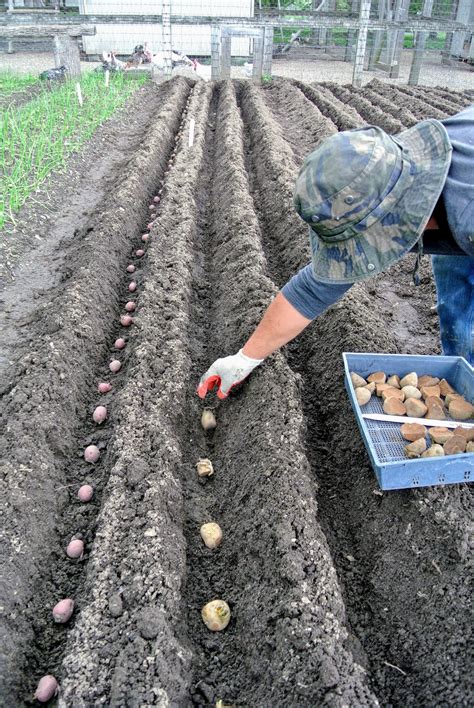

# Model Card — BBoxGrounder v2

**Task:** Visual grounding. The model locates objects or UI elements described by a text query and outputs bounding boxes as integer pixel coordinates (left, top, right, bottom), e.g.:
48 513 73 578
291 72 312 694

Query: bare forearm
242 292 312 360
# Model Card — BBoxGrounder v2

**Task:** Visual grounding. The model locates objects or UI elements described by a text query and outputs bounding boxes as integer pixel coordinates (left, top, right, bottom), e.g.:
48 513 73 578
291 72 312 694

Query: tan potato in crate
400 372 418 388
421 444 445 458
355 387 372 406
350 372 367 388
439 378 456 397
383 398 406 416
367 371 387 384
420 385 441 400
381 387 405 402
467 441 474 453
453 426 474 443
376 383 393 397
405 438 427 458
405 398 428 418
425 396 446 420
444 436 467 455
418 375 440 388
386 374 401 389
449 398 474 421
428 427 454 445
402 385 422 400
400 422 427 442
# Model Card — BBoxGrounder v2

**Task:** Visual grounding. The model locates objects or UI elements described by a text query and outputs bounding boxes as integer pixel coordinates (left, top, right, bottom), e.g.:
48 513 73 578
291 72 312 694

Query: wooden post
353 0 371 86
408 0 433 86
53 34 81 77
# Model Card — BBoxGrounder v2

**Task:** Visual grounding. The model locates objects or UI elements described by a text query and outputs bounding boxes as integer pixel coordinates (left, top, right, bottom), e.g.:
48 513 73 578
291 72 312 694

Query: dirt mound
0 77 471 706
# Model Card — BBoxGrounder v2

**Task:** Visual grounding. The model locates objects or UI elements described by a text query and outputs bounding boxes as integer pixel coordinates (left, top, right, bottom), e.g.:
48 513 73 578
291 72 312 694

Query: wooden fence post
53 34 81 77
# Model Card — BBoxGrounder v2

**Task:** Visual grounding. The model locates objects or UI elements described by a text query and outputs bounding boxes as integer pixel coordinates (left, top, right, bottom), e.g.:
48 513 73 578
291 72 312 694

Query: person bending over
198 105 474 400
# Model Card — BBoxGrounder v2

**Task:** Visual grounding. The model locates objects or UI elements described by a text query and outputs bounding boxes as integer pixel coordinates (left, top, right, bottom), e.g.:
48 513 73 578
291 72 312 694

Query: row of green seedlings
33 118 184 704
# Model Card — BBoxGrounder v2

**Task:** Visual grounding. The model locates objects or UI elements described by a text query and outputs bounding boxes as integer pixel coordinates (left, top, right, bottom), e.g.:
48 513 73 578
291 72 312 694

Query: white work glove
197 349 263 400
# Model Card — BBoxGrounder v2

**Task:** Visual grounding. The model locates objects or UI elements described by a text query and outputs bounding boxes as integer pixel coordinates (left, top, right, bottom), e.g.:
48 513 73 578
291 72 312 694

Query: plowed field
1 76 472 707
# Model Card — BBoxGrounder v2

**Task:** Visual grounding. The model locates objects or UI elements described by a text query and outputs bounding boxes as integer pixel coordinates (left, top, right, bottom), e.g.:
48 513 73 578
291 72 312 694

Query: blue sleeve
281 263 352 320
441 105 474 256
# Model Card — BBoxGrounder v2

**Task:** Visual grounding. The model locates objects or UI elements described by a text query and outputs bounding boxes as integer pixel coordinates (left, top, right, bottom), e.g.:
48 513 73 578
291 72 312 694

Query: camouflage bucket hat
293 120 452 283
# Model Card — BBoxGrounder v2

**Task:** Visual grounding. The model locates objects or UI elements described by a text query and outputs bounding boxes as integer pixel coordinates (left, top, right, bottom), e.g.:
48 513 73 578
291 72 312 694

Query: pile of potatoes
351 370 474 421
350 370 474 459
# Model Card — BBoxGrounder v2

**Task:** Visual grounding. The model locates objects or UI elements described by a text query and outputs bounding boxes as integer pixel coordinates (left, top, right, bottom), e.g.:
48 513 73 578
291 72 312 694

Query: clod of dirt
383 398 406 416
34 675 58 703
405 398 428 417
196 458 214 477
421 444 445 458
350 372 366 388
136 606 165 639
201 600 231 632
400 372 418 388
108 594 123 618
367 371 386 384
200 522 223 549
201 409 217 430
355 387 371 406
428 427 454 444
400 423 427 442
405 438 427 458
449 398 474 421
386 374 401 389
84 444 100 463
52 598 74 624
444 436 467 456
126 459 150 488
402 385 422 400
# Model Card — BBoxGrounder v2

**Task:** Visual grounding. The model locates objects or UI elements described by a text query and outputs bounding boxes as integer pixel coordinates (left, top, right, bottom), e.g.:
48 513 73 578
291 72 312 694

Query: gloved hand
197 349 264 400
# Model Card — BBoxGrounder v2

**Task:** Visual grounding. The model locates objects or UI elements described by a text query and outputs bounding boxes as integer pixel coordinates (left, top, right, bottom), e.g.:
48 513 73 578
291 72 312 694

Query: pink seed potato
135 249 145 257
109 360 122 373
34 675 58 703
78 484 94 502
66 538 84 559
125 301 136 312
115 338 126 349
52 598 74 623
153 196 160 203
142 234 149 242
120 315 133 327
84 444 100 463
126 264 135 273
98 382 111 394
128 282 137 292
147 222 154 230
93 406 107 424
149 204 155 210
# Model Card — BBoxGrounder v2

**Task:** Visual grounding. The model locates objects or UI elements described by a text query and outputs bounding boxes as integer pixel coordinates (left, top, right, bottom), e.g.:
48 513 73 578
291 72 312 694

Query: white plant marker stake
105 69 110 88
188 118 195 147
76 82 83 107
362 413 473 429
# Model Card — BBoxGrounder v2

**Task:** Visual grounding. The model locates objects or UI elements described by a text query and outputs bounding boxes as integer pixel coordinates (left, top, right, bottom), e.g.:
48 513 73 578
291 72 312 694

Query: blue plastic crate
343 352 474 490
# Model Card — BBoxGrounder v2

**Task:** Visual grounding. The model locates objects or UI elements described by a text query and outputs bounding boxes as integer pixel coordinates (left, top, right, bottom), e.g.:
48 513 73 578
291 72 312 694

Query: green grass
0 71 38 99
0 72 148 229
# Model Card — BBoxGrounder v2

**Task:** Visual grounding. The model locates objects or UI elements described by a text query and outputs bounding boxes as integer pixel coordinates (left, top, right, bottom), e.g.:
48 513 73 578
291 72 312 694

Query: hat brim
311 119 452 284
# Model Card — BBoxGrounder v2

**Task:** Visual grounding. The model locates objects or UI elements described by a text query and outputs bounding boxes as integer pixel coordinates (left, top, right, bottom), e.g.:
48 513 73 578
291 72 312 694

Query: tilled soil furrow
408 85 471 113
365 80 448 121
0 76 190 705
237 79 473 706
352 85 418 126
394 84 464 117
321 82 406 133
56 81 213 707
293 80 364 130
259 79 337 163
181 79 377 706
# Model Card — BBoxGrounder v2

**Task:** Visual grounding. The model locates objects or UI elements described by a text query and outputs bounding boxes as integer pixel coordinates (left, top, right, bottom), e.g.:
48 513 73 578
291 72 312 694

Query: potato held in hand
405 438 427 458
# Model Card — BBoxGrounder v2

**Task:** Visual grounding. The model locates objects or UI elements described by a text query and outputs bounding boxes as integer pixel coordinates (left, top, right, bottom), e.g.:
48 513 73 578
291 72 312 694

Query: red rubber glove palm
197 349 263 400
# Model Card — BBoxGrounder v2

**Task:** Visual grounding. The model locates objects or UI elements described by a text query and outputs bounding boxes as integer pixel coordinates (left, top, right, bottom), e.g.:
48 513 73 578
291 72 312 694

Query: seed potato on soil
0 76 472 707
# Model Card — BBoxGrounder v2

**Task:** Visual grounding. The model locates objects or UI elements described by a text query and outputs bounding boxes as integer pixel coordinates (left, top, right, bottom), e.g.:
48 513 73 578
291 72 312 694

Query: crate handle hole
464 470 471 480
438 474 446 483
412 477 419 486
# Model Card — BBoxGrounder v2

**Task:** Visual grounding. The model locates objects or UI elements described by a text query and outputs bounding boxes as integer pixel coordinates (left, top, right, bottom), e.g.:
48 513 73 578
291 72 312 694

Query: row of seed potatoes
35 79 192 703
56 82 212 706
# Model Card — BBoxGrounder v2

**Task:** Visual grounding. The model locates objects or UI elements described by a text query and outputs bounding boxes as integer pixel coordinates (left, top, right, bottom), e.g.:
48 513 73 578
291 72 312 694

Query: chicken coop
78 0 255 58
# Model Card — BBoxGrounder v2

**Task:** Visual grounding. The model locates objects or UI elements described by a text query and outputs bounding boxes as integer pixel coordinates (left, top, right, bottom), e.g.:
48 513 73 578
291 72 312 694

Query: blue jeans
432 255 474 365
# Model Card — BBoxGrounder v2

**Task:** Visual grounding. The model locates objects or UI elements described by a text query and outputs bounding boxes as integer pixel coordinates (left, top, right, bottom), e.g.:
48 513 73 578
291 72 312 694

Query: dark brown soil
0 76 472 708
